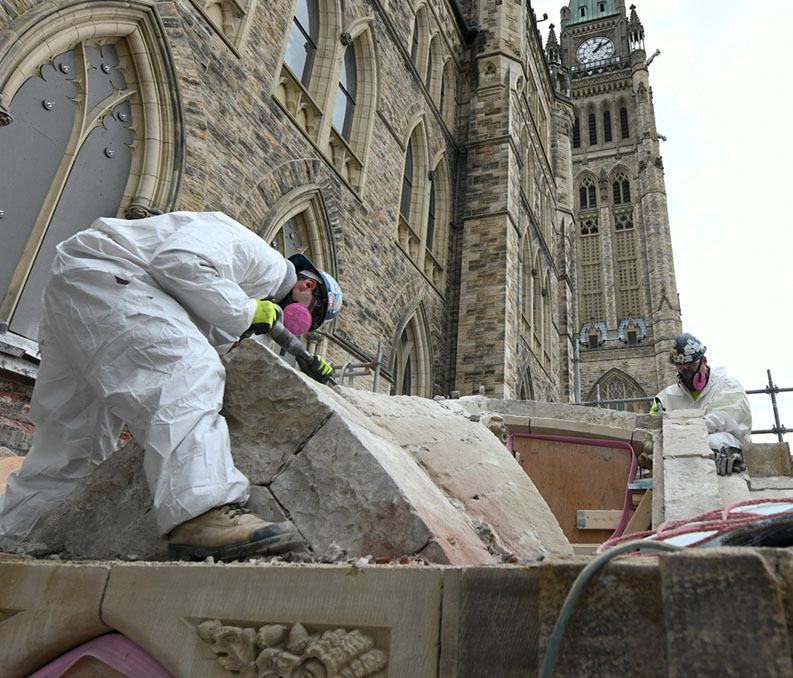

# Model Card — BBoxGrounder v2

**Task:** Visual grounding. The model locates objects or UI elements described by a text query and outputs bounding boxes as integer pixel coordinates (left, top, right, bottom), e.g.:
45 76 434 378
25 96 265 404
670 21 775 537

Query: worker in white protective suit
0 211 343 560
650 333 752 476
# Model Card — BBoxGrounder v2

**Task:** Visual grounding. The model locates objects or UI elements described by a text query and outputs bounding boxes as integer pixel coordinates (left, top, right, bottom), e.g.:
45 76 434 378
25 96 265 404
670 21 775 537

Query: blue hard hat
289 254 343 329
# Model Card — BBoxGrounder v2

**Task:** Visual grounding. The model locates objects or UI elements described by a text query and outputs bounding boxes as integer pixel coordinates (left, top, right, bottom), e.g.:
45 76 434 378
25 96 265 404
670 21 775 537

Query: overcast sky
530 0 793 442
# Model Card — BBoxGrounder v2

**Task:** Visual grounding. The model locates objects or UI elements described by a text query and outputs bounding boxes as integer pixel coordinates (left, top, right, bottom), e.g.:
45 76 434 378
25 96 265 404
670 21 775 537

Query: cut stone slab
101 562 443 677
19 342 571 563
0 560 112 677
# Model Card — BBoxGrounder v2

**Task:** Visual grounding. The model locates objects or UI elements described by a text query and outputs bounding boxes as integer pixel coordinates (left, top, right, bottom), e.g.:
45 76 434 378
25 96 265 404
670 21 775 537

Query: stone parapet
3 547 793 676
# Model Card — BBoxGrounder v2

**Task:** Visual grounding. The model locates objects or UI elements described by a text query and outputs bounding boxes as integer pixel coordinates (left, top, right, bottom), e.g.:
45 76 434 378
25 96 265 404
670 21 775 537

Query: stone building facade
555 0 682 410
0 0 680 453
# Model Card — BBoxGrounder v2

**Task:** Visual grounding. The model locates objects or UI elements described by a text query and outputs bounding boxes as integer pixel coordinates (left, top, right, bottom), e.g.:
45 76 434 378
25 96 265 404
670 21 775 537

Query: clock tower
552 1 682 409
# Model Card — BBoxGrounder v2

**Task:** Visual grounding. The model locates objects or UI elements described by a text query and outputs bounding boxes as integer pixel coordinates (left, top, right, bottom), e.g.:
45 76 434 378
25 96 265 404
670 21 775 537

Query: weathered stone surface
660 548 793 677
744 442 793 477
0 560 111 677
661 410 721 523
25 440 159 560
18 343 571 562
538 557 667 677
101 562 443 677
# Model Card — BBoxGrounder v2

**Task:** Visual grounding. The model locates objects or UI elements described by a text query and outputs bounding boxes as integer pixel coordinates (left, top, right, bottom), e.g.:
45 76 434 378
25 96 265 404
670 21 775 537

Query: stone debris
16 342 571 563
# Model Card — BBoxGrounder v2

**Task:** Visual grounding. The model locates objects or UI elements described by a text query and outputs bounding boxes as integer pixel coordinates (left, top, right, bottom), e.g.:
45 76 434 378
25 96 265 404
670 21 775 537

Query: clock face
576 36 614 63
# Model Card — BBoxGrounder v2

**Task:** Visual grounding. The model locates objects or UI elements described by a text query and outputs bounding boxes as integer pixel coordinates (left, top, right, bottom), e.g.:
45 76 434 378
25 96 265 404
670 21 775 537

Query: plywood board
512 437 633 543
0 456 23 495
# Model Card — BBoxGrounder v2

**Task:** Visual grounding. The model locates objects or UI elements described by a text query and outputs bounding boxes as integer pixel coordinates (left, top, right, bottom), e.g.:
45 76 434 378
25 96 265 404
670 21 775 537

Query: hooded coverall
0 211 297 542
652 366 752 451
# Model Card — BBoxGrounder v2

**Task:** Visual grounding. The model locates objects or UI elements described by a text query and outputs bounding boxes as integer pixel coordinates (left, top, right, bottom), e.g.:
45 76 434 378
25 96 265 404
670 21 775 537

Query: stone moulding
195 619 388 678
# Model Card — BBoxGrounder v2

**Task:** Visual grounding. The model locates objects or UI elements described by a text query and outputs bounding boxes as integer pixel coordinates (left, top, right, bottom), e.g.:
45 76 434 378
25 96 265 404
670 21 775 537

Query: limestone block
661 409 711 459
537 558 666 677
663 456 721 522
749 476 793 491
26 440 161 560
0 560 111 677
717 472 751 507
20 341 569 563
661 410 721 522
335 389 572 559
440 566 539 678
743 441 793 477
270 412 493 563
660 549 793 677
101 562 443 677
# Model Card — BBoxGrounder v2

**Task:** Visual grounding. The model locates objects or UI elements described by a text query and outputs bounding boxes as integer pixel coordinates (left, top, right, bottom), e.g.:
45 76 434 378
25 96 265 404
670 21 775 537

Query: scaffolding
581 369 791 442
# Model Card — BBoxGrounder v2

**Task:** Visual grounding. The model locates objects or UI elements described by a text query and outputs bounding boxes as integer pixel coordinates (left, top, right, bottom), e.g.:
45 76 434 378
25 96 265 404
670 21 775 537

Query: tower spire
628 4 645 52
545 23 561 65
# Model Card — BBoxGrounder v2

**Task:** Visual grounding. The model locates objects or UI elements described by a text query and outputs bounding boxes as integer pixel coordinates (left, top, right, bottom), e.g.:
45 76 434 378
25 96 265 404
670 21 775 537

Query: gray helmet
670 333 706 365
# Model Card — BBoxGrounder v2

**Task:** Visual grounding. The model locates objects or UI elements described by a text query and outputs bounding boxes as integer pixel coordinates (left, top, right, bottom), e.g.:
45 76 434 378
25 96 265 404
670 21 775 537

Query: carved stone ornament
124 203 163 219
0 95 13 126
196 619 388 678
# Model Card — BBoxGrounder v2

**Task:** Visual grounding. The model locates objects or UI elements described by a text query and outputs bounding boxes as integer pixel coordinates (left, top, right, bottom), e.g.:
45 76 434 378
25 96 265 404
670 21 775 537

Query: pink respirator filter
693 370 707 391
282 303 312 336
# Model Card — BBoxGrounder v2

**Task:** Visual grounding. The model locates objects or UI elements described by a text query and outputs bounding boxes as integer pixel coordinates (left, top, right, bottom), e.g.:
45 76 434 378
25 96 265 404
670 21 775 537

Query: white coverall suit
0 211 297 542
653 366 752 451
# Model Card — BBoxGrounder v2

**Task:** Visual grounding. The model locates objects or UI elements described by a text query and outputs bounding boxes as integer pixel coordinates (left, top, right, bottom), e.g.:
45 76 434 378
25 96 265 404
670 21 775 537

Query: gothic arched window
620 106 630 138
285 0 319 87
588 112 597 145
603 109 612 142
588 370 649 413
612 173 631 204
332 44 357 141
579 177 597 210
0 4 182 341
573 117 581 148
392 309 432 397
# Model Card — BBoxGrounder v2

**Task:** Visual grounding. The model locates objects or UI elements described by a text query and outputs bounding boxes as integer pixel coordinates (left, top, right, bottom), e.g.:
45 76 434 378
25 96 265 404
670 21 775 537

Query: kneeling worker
0 211 342 560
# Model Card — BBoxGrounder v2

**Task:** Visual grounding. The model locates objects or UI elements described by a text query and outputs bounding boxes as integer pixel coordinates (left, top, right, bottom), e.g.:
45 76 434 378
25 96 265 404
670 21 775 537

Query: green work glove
297 354 334 384
250 299 278 335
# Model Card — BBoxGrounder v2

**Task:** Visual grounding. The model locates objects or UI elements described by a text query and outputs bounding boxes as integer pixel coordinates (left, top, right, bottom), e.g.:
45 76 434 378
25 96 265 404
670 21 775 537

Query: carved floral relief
196 619 388 677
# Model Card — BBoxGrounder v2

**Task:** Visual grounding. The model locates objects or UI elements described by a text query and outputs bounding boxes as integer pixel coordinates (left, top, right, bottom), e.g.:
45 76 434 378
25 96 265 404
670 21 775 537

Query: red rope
597 498 793 554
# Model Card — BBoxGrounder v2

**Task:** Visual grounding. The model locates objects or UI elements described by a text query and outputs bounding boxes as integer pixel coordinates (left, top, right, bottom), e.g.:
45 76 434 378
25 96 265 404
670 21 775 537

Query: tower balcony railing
570 56 627 79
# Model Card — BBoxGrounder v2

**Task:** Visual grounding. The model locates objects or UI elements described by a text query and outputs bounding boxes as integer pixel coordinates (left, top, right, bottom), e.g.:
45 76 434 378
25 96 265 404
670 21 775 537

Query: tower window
588 334 599 349
603 110 612 142
588 113 597 145
627 330 638 346
612 174 631 205
599 2 606 12
579 177 597 210
620 107 630 138
580 5 586 17
573 117 580 148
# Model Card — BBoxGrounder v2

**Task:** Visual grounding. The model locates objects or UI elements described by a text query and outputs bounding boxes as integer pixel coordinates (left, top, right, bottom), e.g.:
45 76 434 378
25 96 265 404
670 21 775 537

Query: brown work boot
167 504 303 561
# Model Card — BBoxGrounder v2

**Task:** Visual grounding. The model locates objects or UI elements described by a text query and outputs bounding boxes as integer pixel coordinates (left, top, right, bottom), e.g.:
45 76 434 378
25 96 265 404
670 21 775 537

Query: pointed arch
257 185 336 276
439 57 455 127
0 0 183 339
587 368 649 413
410 3 431 81
276 0 340 142
543 270 552 352
576 171 598 212
519 362 534 400
390 302 432 397
520 230 533 327
397 118 429 264
326 20 377 192
426 33 443 100
609 166 632 205
423 152 449 290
